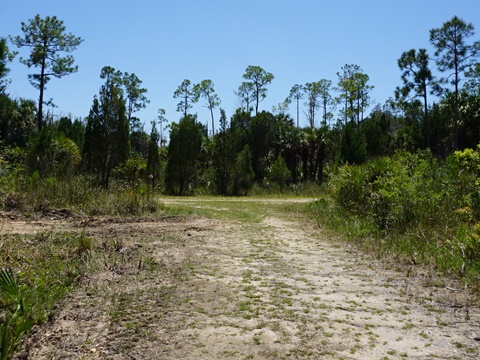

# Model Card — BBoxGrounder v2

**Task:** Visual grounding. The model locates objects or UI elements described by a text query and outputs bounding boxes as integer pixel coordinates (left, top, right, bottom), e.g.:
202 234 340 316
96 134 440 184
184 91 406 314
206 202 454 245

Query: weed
76 232 94 259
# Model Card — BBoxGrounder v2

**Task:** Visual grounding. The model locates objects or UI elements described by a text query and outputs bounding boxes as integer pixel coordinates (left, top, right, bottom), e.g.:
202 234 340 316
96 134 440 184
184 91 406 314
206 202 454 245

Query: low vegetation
0 231 93 358
307 148 480 295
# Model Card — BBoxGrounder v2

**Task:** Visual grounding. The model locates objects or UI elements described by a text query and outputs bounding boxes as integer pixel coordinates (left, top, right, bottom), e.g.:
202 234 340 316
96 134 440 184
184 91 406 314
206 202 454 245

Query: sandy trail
5 198 480 359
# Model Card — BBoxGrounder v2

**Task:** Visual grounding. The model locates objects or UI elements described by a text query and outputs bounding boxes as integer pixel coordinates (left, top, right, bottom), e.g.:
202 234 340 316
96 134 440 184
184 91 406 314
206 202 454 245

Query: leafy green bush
317 147 480 286
26 127 81 179
446 145 480 218
331 150 446 232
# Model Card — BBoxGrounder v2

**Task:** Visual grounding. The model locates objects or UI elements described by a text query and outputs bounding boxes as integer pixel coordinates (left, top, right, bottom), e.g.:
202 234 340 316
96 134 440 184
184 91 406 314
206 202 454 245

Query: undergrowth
306 149 480 295
1 174 163 216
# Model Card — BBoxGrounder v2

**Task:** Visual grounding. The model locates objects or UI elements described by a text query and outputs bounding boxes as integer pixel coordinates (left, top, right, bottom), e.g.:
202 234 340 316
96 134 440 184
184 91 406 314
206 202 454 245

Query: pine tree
146 120 161 188
164 114 203 195
83 66 129 187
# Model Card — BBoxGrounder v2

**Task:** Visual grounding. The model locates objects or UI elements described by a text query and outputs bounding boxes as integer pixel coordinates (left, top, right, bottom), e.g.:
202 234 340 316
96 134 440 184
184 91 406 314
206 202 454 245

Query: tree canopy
242 65 274 115
11 14 83 130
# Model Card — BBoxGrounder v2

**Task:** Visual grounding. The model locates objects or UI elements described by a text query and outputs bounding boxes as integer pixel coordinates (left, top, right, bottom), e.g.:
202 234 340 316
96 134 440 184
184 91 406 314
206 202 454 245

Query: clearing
4 197 480 359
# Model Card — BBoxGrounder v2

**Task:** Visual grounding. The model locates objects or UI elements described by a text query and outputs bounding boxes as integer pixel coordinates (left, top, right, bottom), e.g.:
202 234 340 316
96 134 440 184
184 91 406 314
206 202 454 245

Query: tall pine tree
83 66 129 188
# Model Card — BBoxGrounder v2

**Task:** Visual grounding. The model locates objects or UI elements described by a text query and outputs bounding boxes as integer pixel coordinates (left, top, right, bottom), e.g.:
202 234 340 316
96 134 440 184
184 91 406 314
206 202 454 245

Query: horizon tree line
1 14 480 194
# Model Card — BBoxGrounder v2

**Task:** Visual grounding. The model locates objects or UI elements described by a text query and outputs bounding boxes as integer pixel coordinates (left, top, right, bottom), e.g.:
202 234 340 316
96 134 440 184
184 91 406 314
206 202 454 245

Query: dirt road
9 197 480 359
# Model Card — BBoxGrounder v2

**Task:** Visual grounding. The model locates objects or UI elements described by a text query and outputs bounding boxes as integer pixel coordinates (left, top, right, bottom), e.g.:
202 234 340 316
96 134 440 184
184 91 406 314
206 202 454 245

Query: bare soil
3 198 480 359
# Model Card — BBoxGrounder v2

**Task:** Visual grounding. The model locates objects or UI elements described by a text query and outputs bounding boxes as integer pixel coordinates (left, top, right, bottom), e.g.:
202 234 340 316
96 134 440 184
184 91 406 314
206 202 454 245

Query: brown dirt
3 198 480 359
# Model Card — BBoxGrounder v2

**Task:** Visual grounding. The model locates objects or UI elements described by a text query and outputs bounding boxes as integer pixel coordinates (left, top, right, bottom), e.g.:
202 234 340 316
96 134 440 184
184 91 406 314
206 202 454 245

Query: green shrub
446 145 480 218
315 147 480 287
26 127 81 179
331 150 446 232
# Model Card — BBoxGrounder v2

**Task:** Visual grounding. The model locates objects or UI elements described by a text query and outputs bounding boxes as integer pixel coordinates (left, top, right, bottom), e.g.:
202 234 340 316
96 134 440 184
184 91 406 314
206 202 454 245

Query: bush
0 146 26 211
446 145 480 218
331 150 446 232
322 147 480 284
26 127 81 179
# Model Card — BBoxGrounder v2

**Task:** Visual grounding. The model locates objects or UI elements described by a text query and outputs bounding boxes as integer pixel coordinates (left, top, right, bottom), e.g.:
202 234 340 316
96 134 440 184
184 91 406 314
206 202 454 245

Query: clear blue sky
1 1 480 131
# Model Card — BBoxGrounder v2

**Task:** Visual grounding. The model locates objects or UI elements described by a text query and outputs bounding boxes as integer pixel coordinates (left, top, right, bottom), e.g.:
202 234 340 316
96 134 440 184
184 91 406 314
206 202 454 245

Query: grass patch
0 231 92 357
2 175 165 217
160 196 308 223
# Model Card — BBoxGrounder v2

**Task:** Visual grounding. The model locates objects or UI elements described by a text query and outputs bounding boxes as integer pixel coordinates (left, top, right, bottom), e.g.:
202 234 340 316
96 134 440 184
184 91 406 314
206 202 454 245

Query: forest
1 13 480 358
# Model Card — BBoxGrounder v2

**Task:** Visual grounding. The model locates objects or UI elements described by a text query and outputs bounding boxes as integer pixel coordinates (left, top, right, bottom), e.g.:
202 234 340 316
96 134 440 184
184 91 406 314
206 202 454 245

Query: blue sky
1 1 480 131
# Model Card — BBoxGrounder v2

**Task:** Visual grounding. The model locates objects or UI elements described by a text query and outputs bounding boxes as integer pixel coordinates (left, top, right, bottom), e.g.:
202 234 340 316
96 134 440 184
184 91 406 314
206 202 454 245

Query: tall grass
1 174 164 216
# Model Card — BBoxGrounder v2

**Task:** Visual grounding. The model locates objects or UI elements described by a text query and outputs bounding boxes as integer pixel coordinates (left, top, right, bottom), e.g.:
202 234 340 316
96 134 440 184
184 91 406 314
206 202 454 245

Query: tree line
1 14 480 195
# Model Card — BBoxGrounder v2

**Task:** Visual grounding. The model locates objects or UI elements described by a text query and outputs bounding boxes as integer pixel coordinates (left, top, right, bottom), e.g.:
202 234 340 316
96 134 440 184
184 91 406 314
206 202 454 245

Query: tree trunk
210 106 215 136
357 93 360 124
296 97 300 128
316 140 325 183
323 102 327 128
454 66 459 150
302 147 308 182
38 47 47 131
423 85 430 149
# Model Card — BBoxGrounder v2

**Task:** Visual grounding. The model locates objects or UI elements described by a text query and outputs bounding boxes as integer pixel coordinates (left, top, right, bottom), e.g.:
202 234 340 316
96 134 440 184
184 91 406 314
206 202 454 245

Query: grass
0 231 92 358
2 175 164 217
160 195 306 223
249 182 325 197
304 196 480 300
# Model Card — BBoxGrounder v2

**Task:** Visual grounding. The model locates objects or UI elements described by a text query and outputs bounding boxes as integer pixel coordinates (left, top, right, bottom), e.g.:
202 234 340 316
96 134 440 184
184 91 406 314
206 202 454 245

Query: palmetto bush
0 269 32 360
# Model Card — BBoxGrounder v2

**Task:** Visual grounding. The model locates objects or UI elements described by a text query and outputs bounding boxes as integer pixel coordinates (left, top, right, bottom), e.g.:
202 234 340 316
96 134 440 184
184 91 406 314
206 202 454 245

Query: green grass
0 231 93 357
249 182 325 197
160 196 307 223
